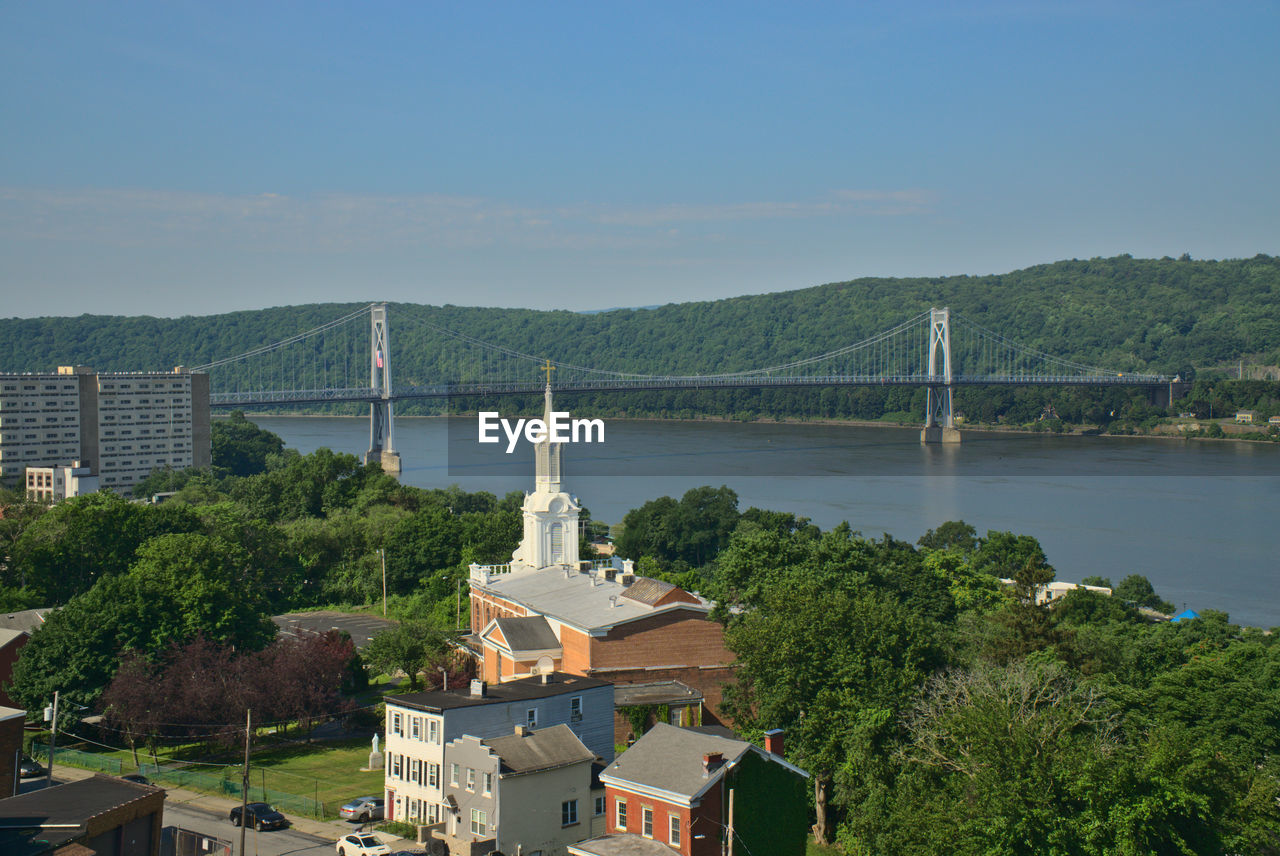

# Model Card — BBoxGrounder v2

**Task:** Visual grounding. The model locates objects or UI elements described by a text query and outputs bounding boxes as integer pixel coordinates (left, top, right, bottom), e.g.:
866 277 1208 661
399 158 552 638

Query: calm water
252 416 1280 628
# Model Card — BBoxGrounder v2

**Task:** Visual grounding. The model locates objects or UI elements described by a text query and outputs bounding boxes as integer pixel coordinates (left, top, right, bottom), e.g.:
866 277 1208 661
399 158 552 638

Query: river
250 416 1280 628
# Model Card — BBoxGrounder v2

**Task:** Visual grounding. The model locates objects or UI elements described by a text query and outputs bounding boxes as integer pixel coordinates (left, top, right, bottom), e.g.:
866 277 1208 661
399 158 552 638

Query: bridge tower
921 307 961 444
365 303 402 474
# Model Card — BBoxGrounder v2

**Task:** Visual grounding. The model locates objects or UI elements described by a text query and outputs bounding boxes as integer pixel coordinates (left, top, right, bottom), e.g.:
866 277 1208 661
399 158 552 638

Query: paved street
29 766 422 856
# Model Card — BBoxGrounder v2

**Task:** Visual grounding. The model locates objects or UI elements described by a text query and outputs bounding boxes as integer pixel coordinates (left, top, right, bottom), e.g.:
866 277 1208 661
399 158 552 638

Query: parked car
229 802 288 830
339 795 385 821
18 756 44 778
336 833 391 856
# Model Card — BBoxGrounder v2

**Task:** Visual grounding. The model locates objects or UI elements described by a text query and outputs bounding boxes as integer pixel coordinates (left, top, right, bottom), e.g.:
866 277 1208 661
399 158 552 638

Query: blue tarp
1171 609 1200 622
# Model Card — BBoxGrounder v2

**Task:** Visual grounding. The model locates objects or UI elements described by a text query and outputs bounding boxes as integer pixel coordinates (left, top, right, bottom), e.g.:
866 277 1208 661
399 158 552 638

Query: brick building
467 386 736 738
571 724 808 856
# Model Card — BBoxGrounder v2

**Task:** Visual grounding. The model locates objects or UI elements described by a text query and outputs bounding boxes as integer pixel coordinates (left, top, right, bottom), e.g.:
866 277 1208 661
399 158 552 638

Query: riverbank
229 409 1280 445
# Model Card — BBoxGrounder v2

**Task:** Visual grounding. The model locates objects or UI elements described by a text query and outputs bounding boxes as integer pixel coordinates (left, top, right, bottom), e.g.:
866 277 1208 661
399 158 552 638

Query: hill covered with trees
2 255 1277 376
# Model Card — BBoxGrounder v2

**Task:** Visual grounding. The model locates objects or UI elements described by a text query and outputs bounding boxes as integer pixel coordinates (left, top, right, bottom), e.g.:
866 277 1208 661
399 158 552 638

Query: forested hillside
2 255 1277 377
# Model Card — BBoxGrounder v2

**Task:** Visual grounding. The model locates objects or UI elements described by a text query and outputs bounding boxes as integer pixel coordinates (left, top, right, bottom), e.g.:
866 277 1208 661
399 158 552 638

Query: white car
336 833 391 856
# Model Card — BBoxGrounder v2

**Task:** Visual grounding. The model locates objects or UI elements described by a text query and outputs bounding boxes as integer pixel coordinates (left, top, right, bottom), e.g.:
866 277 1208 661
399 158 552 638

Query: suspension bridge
191 303 1170 470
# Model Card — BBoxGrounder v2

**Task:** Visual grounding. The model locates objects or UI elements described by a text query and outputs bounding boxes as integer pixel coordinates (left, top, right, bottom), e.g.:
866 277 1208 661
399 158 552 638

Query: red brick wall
607 783 723 856
604 664 737 742
0 714 24 799
560 626 592 674
590 611 733 671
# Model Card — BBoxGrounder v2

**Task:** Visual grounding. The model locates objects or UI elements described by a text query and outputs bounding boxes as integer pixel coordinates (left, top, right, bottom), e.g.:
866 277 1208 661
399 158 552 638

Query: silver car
338 796 384 822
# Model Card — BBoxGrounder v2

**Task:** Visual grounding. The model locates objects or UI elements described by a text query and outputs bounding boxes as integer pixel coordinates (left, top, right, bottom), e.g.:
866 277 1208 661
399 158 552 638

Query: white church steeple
511 373 580 569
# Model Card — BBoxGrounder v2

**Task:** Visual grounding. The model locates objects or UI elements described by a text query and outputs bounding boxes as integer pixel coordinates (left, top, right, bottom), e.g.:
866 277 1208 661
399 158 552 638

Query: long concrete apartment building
0 365 211 495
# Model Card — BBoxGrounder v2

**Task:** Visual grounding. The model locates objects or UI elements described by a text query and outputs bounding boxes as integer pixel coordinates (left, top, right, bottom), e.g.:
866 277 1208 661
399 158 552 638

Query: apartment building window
526 708 538 728
616 799 627 830
429 718 439 743
428 763 440 788
470 809 487 836
594 796 606 816
411 717 420 739
669 814 681 847
466 768 476 791
450 763 459 786
393 755 403 779
561 799 578 827
483 771 493 795
570 696 583 721
391 712 403 736
642 807 653 837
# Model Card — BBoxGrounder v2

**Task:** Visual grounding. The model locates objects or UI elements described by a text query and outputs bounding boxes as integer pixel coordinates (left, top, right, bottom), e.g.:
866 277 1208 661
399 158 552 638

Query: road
165 801 343 856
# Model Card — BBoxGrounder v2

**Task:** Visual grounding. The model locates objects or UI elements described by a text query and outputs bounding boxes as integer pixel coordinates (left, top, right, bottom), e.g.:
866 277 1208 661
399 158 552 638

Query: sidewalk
50 764 418 847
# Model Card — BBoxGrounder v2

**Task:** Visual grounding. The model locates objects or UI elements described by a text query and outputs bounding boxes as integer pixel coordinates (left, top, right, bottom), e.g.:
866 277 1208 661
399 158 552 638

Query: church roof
475 566 711 633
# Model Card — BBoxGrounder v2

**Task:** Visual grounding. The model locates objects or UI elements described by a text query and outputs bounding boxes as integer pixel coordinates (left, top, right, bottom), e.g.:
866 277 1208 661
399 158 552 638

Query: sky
1 1 1277 319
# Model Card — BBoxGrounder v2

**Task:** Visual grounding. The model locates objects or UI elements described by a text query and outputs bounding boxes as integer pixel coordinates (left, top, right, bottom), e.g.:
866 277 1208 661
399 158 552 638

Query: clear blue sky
2 1 1276 318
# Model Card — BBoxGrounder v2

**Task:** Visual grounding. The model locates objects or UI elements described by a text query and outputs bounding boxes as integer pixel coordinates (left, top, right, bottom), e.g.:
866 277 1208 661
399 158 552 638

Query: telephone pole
43 690 59 789
239 708 251 856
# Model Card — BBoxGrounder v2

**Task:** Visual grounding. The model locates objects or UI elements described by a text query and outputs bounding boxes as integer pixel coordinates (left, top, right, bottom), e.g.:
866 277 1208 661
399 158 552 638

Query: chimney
469 679 487 698
764 728 784 757
540 671 549 684
702 752 723 777
619 573 635 587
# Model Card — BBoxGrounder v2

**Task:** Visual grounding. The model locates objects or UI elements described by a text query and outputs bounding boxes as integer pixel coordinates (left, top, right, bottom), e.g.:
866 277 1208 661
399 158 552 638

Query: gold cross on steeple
541 359 555 386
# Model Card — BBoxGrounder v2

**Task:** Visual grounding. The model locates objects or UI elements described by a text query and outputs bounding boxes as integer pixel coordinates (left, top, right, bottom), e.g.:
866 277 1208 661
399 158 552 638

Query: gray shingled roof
492 615 561 653
600 723 751 799
485 723 596 775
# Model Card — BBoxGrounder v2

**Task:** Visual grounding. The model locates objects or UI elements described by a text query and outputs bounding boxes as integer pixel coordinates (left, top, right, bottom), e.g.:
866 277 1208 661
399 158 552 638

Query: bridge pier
366 303 401 475
921 308 961 444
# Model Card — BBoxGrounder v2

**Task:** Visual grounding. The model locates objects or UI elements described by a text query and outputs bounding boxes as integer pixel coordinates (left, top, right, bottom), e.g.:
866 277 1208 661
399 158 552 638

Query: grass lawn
807 840 842 856
48 733 385 820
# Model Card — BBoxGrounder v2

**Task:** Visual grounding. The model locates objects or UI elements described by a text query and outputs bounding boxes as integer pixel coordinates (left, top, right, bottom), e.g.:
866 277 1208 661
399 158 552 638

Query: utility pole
43 690 58 789
240 708 251 856
726 787 735 856
380 549 387 617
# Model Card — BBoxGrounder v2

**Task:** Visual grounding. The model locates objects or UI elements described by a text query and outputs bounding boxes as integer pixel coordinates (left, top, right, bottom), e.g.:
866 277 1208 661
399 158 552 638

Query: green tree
211 411 285 476
363 621 449 691
1113 573 1176 613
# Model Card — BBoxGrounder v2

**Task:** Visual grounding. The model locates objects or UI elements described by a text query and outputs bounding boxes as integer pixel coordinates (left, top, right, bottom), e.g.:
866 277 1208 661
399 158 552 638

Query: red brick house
569 724 808 856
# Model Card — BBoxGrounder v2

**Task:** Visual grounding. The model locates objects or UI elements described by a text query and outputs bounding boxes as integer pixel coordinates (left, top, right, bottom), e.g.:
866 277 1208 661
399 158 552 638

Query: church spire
535 368 561 491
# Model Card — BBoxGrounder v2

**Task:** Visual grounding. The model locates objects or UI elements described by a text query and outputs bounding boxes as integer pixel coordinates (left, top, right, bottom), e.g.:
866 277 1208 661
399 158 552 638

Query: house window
450 763 459 786
594 795 606 816
470 808 488 836
562 799 579 827
393 755 403 779
669 814 681 847
642 807 653 837
466 767 476 791
392 711 402 736
526 708 538 728
428 763 440 788
429 718 440 743
411 717 420 739
483 771 493 794
570 696 583 722
616 799 627 830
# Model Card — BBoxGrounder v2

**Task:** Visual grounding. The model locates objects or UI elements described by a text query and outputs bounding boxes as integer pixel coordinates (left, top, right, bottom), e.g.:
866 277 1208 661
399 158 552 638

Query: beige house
429 724 605 856
1235 410 1257 424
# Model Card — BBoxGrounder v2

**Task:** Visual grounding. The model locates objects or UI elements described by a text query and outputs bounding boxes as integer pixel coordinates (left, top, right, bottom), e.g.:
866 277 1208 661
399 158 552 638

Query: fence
139 762 325 818
29 743 324 818
30 743 122 775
